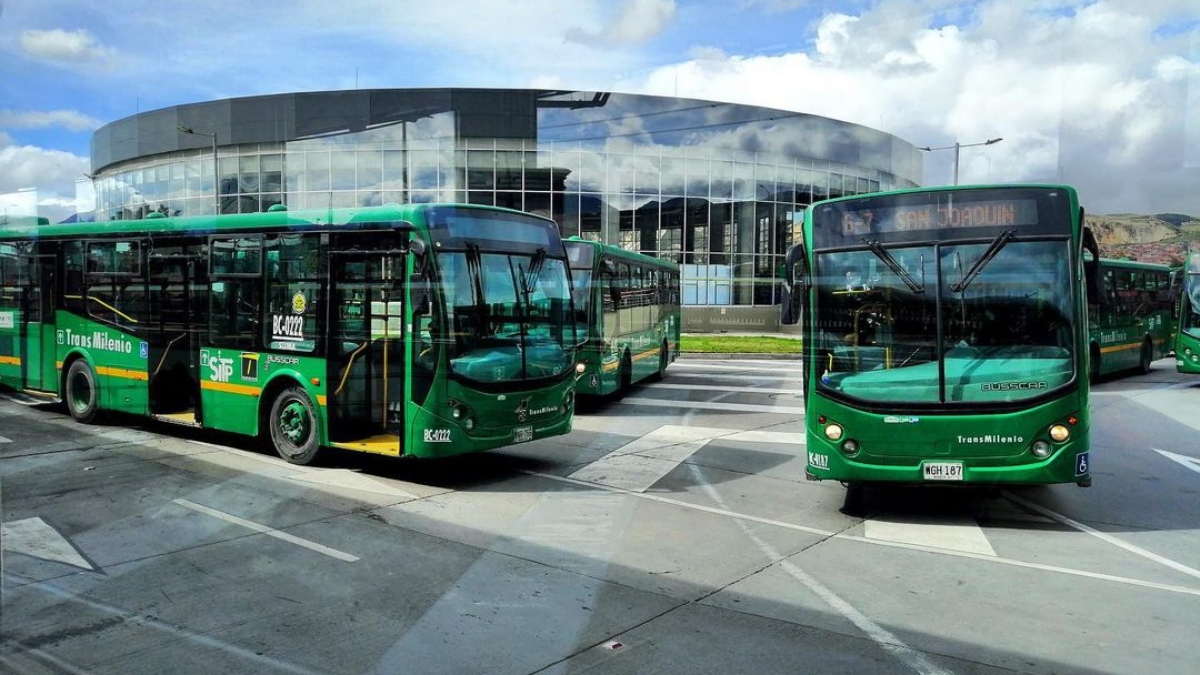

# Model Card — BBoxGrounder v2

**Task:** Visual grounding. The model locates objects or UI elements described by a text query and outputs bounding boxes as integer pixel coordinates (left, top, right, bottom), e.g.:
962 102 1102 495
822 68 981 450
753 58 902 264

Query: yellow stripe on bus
200 380 262 397
1098 343 1141 355
96 366 149 381
0 355 19 366
329 435 401 457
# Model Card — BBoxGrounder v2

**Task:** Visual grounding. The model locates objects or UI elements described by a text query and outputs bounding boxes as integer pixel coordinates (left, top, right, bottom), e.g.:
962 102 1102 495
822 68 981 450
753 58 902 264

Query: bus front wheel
65 360 100 424
269 386 321 465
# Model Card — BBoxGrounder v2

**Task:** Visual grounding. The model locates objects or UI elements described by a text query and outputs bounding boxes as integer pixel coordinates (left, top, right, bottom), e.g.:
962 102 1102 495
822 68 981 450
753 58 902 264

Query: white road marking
1153 448 1200 476
669 361 800 371
568 425 805 492
173 499 359 562
0 517 94 570
685 463 955 675
0 435 10 443
527 471 1200 598
621 397 805 415
865 516 997 556
1005 491 1200 582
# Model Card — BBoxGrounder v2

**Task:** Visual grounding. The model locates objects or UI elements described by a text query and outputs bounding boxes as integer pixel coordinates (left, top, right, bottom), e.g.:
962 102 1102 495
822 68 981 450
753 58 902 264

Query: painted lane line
685 463 954 675
2 570 338 675
621 397 805 415
173 499 359 562
525 471 1200 598
0 435 10 443
1004 491 1200 582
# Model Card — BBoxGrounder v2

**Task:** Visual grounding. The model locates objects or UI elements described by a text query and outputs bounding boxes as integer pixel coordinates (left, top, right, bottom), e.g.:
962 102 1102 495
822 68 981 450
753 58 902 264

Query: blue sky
1 0 1198 222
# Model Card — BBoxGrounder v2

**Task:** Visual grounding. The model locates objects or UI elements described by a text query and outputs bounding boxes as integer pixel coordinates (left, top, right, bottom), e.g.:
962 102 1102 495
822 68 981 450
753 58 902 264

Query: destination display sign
832 198 1040 236
809 187 1074 249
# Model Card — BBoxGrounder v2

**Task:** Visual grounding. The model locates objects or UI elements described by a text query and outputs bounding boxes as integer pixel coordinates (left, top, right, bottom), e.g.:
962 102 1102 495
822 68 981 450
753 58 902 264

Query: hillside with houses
1088 212 1200 266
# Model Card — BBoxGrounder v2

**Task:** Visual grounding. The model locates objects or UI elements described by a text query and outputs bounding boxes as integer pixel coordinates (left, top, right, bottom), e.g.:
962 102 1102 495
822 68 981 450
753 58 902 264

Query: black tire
649 340 668 382
268 386 321 465
1137 338 1153 375
65 360 100 424
613 350 633 400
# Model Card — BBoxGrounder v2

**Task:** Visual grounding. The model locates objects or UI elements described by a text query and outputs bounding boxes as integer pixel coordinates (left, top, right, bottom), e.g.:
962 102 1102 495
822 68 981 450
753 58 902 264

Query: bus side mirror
780 244 807 325
410 274 429 315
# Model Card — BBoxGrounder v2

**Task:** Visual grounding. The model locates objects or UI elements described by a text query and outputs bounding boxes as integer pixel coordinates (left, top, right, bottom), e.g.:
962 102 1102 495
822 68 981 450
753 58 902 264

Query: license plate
513 426 534 444
923 462 964 481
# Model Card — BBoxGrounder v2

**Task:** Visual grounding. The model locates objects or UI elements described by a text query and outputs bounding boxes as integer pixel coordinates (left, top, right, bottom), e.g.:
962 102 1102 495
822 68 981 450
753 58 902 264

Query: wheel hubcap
278 401 310 447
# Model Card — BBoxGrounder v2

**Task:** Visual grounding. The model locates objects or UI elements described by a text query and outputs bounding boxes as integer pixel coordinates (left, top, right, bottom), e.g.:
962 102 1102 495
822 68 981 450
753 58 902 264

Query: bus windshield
814 238 1075 404
435 246 575 384
1184 263 1200 337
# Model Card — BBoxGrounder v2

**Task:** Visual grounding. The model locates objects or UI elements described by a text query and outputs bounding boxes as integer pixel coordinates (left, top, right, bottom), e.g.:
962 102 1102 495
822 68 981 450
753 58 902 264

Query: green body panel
0 308 21 387
198 350 327 439
55 312 150 414
405 376 573 458
1088 258 1174 377
805 391 1089 484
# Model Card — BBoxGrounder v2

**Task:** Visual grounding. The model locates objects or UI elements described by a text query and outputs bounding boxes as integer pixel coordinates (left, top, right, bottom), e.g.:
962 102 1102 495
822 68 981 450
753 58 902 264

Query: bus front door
148 253 205 418
326 252 407 450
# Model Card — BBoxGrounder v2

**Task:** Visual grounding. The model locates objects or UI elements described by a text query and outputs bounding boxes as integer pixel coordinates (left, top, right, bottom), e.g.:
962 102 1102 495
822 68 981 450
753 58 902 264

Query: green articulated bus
563 237 681 397
1086 257 1174 380
0 204 581 464
781 184 1098 488
1175 252 1200 374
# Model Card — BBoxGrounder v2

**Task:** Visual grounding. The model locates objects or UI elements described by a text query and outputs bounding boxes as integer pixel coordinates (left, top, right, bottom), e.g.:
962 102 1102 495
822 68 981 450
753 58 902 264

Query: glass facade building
90 89 922 315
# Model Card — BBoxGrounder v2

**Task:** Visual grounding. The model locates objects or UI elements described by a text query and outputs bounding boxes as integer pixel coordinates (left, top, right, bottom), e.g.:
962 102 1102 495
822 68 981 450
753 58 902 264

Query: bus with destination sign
0 204 582 464
563 237 680 397
781 184 1098 488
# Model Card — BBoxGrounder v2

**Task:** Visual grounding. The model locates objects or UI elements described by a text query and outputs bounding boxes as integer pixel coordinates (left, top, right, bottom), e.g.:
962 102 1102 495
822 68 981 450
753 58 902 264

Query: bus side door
18 254 58 392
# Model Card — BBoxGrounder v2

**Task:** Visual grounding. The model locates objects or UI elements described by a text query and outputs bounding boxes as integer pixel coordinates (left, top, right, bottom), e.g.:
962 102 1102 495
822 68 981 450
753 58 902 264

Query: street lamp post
918 137 1002 185
177 125 220 215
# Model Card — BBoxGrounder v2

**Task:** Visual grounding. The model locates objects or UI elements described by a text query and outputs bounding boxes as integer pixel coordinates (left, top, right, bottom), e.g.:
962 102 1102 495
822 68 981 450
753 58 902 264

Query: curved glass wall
92 91 919 307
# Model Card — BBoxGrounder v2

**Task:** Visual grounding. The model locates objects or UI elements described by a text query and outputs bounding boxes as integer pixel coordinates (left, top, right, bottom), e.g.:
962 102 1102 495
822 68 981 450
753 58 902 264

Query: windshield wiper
464 242 490 329
951 229 1016 294
865 240 924 294
522 247 547 297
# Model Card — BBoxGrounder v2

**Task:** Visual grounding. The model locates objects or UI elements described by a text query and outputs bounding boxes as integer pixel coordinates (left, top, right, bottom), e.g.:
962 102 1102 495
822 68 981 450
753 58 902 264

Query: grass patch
681 334 801 354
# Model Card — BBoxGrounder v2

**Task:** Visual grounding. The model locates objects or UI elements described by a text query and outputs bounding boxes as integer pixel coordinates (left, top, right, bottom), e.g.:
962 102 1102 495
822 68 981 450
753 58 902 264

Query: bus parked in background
1086 258 1174 380
1175 252 1200 374
781 184 1097 488
563 237 680 397
0 204 581 464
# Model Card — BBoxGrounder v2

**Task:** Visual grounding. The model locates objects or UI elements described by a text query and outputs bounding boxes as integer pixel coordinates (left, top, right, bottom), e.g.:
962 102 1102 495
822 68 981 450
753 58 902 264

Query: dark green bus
781 185 1097 488
563 237 680 397
0 204 580 464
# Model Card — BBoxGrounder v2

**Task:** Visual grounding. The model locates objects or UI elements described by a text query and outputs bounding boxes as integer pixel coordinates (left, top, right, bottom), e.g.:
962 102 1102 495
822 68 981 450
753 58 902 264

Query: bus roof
0 203 549 241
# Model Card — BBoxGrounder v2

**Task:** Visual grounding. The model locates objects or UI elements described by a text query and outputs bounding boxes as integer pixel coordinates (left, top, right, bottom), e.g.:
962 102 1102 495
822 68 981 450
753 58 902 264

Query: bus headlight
1048 424 1070 443
463 417 476 432
575 362 586 375
841 439 860 456
824 423 844 442
1031 440 1052 458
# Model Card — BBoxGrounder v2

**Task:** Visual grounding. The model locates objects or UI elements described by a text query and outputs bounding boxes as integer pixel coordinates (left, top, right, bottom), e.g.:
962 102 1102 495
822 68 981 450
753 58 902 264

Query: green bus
1175 252 1200 374
563 237 680 397
1086 257 1174 380
781 184 1097 487
0 204 581 464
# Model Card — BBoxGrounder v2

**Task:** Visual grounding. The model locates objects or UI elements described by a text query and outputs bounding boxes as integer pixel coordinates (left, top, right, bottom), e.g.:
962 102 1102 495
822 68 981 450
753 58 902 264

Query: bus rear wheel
269 386 321 465
65 360 100 424
1137 338 1153 375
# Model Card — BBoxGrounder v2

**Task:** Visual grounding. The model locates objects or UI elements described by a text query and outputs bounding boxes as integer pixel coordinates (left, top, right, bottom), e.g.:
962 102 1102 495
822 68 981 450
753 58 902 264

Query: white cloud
19 28 113 64
566 0 677 46
619 0 1200 214
0 109 103 132
0 145 90 222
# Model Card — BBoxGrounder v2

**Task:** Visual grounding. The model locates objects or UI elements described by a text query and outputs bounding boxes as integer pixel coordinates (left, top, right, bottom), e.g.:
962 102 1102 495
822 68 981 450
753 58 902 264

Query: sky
1 0 1198 223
